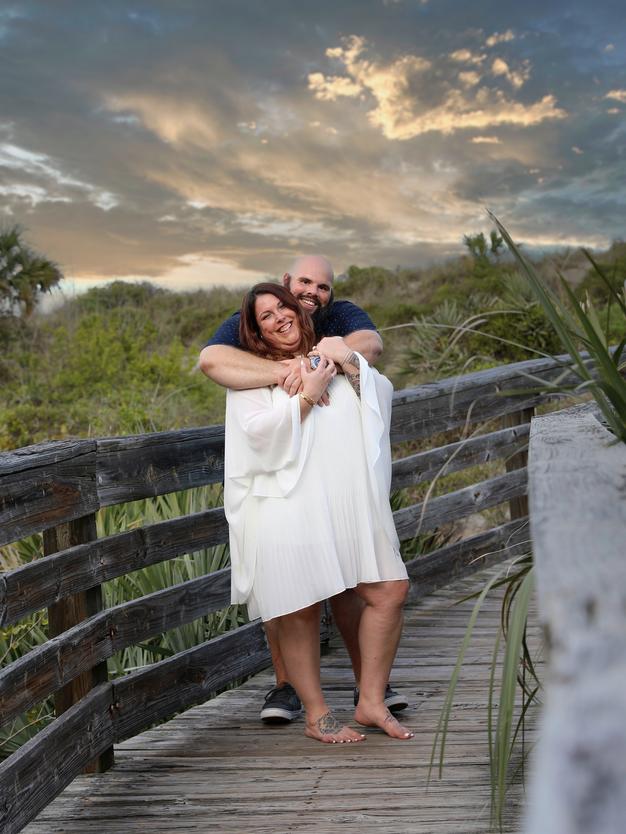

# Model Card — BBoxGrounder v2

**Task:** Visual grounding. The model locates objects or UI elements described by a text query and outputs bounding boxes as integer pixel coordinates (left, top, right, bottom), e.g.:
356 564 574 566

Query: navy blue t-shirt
205 300 377 348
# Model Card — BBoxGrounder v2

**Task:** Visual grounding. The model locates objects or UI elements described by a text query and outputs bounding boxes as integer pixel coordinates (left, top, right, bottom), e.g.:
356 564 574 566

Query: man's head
283 255 334 315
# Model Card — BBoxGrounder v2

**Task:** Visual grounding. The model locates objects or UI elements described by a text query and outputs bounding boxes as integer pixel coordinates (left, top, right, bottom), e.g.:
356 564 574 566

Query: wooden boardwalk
23 568 539 834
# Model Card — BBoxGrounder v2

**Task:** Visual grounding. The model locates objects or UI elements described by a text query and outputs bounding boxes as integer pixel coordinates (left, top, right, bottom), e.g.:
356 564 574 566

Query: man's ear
282 273 291 288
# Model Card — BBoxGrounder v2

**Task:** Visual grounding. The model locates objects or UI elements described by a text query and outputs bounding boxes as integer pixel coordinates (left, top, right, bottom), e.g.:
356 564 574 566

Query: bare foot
354 704 414 740
304 710 366 744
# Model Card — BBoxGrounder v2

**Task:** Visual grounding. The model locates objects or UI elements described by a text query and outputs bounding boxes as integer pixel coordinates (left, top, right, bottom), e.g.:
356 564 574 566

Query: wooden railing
524 404 626 834
0 355 566 834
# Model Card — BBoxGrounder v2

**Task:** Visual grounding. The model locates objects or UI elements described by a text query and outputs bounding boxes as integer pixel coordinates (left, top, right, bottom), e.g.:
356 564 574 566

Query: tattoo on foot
316 711 342 735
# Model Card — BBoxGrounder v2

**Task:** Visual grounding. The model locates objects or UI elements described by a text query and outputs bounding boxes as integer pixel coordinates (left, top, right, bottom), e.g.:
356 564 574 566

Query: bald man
199 255 408 722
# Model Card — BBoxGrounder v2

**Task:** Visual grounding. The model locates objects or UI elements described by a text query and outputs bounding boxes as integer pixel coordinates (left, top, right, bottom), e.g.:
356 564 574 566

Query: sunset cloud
605 89 626 103
0 140 118 209
458 71 481 88
485 30 515 47
309 37 564 140
491 58 531 89
104 94 225 148
450 49 486 65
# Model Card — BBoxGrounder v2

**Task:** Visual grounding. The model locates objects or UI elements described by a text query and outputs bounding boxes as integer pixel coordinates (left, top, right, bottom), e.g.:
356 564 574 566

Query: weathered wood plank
393 467 527 541
0 507 228 627
0 440 98 547
112 621 270 741
503 408 533 519
43 513 113 773
391 422 529 489
405 517 530 600
0 683 114 834
0 570 231 727
390 354 569 442
95 425 225 506
524 404 626 834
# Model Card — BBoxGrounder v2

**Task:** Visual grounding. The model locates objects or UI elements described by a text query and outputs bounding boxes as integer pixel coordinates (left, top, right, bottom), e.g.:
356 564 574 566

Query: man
199 255 408 722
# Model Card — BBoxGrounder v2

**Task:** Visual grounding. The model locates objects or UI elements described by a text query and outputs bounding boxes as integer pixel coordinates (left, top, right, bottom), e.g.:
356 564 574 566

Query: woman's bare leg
274 603 365 744
353 579 414 740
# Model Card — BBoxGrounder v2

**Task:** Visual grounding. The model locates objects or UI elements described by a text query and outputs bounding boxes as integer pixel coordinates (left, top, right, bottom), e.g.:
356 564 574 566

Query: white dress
224 354 408 621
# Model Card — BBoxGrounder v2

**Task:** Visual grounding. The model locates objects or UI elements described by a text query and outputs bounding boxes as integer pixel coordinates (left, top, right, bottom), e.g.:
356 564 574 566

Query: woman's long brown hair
239 282 316 359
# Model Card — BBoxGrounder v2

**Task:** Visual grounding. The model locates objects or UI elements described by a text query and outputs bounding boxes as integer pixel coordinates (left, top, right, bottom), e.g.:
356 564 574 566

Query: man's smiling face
283 255 334 314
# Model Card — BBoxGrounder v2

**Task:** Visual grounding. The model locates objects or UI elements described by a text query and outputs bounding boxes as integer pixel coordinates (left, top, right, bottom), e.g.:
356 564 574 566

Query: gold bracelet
300 392 316 408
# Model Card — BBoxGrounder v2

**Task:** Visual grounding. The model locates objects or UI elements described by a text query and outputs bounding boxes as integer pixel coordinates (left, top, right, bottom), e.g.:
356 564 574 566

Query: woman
224 283 412 743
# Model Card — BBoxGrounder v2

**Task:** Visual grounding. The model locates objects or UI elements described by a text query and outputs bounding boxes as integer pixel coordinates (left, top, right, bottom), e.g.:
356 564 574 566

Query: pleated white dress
224 355 408 622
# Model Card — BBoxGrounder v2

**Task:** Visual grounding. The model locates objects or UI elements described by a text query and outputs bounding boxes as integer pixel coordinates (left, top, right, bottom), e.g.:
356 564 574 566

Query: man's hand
279 356 304 397
314 336 351 365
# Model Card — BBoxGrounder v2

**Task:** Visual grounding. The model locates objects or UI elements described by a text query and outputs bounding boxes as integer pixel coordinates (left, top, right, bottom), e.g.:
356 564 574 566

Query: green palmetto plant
489 211 626 442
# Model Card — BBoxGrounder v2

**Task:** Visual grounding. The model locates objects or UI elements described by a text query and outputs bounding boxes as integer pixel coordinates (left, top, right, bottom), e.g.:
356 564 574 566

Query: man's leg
329 589 364 683
264 619 289 686
259 619 302 723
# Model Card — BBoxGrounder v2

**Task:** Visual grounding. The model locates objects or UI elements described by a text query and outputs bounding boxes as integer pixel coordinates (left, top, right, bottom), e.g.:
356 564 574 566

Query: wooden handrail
524 404 626 834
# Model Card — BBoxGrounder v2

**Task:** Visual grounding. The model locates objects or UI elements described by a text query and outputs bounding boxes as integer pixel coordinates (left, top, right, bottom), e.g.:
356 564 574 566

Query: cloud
450 49 486 65
491 57 531 89
485 30 515 47
307 73 363 101
103 93 224 148
605 89 626 103
0 140 118 209
309 36 565 140
471 136 501 144
458 71 481 88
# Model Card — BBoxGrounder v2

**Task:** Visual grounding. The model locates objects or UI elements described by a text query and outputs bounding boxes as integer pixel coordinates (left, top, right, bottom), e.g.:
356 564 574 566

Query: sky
1 0 625 298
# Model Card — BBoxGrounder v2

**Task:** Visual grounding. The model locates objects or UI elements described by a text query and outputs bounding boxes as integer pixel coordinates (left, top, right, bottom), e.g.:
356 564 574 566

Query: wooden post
503 407 534 519
43 513 114 773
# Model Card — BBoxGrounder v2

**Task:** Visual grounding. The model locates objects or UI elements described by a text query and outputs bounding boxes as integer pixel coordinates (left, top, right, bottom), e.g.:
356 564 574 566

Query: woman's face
255 293 302 353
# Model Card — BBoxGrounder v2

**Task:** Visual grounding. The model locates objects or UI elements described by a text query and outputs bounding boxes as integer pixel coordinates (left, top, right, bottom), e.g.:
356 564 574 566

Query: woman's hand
300 354 336 405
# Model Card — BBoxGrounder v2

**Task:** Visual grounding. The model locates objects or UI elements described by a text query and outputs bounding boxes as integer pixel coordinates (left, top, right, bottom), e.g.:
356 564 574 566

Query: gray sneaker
260 683 303 723
353 684 409 713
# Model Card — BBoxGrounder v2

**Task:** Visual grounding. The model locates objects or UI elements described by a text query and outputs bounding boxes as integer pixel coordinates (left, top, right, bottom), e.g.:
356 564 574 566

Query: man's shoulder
205 311 241 348
320 299 376 336
330 299 365 313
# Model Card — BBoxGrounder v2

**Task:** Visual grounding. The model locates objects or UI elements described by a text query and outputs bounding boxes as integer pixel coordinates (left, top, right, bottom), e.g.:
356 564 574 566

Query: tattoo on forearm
345 370 361 398
342 351 361 398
